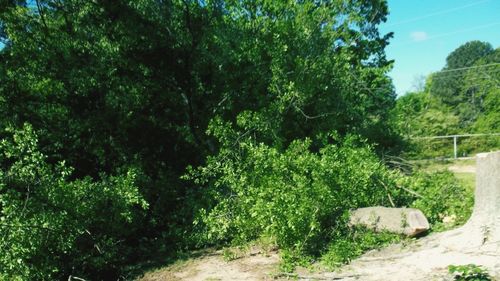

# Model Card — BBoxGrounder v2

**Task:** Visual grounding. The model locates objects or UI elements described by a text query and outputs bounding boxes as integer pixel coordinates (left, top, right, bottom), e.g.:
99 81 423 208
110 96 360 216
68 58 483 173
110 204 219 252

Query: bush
0 124 148 280
187 120 474 270
188 127 406 260
321 227 402 269
403 171 473 230
448 264 492 281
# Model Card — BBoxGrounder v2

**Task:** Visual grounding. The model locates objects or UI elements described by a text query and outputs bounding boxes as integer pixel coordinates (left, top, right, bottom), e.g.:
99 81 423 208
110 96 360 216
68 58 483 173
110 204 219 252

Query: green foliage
392 91 459 137
431 41 493 107
389 91 431 137
321 227 401 269
448 264 493 281
404 171 473 230
0 0 401 278
187 116 476 271
0 124 147 280
390 91 460 159
446 41 493 69
392 42 499 159
188 121 406 260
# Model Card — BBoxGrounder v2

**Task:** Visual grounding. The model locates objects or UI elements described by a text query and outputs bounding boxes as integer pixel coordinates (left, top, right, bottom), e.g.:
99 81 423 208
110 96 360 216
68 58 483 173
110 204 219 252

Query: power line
426 22 500 41
385 0 491 27
394 22 500 47
434 62 500 74
429 68 500 82
403 65 500 86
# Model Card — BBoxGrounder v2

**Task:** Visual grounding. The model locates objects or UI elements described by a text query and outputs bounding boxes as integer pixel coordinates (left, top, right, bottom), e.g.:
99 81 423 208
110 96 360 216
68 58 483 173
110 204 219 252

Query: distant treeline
390 41 500 158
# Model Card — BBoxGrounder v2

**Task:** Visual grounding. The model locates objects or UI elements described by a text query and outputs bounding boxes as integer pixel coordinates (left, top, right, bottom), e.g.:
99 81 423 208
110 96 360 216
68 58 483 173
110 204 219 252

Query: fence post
453 135 457 159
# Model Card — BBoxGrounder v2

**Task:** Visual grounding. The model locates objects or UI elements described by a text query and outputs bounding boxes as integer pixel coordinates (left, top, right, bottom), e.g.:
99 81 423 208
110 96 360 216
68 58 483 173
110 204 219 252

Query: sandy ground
137 232 500 281
137 247 281 281
138 160 500 281
448 164 476 173
307 232 500 281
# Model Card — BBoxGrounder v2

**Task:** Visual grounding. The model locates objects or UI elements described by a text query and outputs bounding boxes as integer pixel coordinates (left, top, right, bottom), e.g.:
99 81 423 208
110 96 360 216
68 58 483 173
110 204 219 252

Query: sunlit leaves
0 124 147 280
188 130 402 253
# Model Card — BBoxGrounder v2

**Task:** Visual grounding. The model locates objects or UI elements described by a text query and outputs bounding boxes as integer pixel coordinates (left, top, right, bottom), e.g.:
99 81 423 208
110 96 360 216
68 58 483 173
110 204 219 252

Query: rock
349 206 430 236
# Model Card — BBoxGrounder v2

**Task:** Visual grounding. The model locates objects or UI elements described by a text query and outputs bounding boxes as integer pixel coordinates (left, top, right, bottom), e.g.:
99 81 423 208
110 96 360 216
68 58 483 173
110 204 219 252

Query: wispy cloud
410 31 428 42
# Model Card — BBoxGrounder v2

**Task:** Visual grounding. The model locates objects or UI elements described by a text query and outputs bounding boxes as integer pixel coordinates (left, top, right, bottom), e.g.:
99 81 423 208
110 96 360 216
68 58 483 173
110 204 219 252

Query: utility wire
394 22 500 47
430 69 500 81
399 65 500 86
434 62 500 74
426 22 500 41
384 0 491 27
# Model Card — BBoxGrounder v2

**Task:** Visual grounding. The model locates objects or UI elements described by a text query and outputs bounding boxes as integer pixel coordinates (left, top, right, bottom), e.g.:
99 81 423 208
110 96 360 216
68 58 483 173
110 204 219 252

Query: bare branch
378 179 395 207
68 275 88 281
294 105 336 120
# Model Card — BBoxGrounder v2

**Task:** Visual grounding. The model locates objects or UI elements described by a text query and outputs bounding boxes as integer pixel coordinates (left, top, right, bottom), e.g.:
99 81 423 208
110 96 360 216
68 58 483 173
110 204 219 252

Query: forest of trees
0 1 497 280
392 40 500 158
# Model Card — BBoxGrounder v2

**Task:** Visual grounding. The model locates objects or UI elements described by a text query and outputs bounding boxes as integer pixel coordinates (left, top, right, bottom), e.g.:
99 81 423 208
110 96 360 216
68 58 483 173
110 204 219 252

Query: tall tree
430 41 493 108
0 0 397 278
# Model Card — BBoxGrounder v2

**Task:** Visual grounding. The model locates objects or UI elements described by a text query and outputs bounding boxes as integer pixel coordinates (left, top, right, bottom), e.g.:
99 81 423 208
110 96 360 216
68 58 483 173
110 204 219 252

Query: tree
445 41 493 69
0 0 398 278
0 124 147 280
464 47 500 130
430 41 493 108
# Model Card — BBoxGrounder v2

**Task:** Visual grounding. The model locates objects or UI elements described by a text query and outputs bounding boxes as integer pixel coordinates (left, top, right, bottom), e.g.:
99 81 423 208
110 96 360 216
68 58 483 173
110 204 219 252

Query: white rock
349 206 430 236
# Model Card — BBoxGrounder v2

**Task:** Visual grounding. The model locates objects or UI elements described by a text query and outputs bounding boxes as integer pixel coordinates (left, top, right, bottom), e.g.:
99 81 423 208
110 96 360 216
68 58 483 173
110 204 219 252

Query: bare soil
137 247 280 281
447 163 476 174
136 233 500 281
305 232 500 280
137 158 500 281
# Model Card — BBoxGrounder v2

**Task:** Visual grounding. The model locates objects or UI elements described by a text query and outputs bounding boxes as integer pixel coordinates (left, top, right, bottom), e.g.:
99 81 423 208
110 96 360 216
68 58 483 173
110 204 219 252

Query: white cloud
410 31 428 42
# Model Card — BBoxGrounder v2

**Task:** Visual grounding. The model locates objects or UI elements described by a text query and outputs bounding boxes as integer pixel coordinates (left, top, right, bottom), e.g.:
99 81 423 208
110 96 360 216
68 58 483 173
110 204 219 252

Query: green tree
0 124 147 280
390 90 459 137
0 0 399 278
464 48 500 130
430 41 493 108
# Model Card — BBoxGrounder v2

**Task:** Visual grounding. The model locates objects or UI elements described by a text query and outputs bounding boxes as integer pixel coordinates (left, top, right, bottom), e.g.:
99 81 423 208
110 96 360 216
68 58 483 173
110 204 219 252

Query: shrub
321 227 402 269
403 171 473 230
188 126 405 260
448 264 492 281
0 124 148 280
187 120 474 270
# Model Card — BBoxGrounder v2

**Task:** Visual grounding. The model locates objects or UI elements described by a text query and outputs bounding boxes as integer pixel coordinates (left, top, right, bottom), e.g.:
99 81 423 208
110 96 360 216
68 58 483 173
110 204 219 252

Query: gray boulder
349 206 429 236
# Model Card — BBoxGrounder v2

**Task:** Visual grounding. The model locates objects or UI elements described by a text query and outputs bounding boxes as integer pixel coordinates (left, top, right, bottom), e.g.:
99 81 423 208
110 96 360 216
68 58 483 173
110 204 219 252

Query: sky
379 0 500 96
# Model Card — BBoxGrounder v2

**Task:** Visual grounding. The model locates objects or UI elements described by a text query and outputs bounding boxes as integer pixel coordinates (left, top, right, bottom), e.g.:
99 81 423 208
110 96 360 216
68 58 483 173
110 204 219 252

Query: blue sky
379 0 500 96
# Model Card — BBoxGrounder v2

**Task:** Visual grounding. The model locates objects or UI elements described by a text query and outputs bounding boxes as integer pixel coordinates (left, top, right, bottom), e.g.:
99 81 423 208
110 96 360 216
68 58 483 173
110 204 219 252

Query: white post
453 135 457 159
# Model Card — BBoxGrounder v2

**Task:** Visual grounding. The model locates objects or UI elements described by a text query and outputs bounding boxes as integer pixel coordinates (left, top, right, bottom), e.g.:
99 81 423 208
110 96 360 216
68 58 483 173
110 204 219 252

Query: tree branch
35 0 50 35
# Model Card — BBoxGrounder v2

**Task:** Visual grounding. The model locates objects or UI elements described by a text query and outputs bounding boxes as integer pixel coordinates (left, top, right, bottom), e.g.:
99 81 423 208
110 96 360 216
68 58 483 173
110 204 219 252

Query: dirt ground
447 162 476 174
136 234 500 281
137 247 281 281
309 232 500 281
137 159 500 281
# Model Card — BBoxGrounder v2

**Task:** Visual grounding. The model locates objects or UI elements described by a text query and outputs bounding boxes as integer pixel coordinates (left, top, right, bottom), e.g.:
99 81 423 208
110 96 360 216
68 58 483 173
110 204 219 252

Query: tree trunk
443 151 500 251
468 151 500 242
